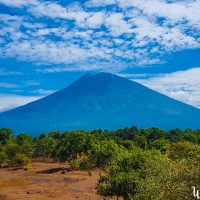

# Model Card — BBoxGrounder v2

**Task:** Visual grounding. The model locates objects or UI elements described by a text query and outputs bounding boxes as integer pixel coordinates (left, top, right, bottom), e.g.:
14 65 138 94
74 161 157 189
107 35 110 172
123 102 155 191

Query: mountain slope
0 72 200 134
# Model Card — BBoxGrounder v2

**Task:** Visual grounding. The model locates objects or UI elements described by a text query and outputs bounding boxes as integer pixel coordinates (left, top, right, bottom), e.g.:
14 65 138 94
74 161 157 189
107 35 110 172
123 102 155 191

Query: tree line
0 126 200 199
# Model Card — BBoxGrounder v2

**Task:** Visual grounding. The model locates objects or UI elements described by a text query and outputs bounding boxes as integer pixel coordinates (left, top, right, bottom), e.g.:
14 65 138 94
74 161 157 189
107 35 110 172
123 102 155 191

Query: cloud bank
0 94 42 112
133 68 200 109
0 0 199 72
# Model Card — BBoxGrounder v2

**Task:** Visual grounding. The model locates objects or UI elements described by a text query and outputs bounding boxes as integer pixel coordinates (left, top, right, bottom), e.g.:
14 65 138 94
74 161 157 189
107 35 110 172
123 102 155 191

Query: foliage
89 140 123 169
0 150 8 167
0 128 12 145
56 131 88 162
69 154 92 170
34 135 57 159
10 153 31 168
0 126 200 199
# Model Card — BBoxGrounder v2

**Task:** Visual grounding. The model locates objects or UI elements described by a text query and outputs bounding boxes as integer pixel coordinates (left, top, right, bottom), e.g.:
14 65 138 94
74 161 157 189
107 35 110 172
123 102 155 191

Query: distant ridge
0 72 200 135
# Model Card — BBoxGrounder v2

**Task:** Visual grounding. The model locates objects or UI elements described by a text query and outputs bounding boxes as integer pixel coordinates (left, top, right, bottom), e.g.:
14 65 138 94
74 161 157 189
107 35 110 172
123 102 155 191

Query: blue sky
0 0 200 111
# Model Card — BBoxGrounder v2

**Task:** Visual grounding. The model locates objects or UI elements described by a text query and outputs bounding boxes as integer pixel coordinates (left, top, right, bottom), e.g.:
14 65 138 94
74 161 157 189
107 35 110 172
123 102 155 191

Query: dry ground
0 161 113 200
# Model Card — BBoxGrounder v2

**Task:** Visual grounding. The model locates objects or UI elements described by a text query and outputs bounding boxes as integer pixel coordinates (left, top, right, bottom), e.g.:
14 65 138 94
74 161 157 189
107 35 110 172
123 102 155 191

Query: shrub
0 151 8 167
69 154 92 170
89 140 122 169
10 153 31 168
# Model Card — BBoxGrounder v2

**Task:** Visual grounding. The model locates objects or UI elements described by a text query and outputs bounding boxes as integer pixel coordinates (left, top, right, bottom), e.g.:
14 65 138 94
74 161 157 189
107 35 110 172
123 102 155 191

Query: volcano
0 72 200 135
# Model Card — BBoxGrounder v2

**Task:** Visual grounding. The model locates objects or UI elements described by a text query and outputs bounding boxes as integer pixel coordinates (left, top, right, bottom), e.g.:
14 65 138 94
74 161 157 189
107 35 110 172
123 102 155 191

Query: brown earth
0 161 115 200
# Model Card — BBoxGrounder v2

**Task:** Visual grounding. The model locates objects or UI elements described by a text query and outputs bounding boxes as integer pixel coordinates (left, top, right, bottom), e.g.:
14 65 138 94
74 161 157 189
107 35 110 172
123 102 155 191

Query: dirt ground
0 161 112 200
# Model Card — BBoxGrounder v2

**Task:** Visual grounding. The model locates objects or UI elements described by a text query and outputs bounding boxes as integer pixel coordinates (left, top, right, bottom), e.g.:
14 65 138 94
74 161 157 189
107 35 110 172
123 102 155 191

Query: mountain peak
69 72 125 92
77 72 117 80
95 72 116 77
1 72 200 134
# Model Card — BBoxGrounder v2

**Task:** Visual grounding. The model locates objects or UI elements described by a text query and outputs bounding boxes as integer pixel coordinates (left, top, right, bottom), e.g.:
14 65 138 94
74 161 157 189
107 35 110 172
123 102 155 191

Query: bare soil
0 161 112 200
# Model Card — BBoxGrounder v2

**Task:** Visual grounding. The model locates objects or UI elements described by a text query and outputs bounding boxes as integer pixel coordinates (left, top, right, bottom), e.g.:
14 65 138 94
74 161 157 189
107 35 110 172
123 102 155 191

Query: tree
145 127 166 141
15 133 32 146
118 139 137 150
113 126 140 140
133 135 148 149
97 149 145 200
0 128 12 145
149 139 171 153
169 141 200 161
10 153 30 168
15 133 34 157
89 140 122 169
35 136 57 159
56 131 88 162
48 131 62 140
0 150 8 168
5 139 20 160
168 128 182 142
182 129 198 144
97 148 196 200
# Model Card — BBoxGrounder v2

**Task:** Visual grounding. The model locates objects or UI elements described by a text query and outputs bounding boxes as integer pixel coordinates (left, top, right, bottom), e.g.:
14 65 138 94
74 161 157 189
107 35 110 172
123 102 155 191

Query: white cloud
37 59 129 73
0 69 23 76
3 38 115 66
0 0 37 7
33 89 56 95
0 82 18 88
28 1 90 26
85 12 105 28
105 13 133 36
0 0 199 72
118 0 200 25
0 94 42 112
85 0 116 7
133 67 200 108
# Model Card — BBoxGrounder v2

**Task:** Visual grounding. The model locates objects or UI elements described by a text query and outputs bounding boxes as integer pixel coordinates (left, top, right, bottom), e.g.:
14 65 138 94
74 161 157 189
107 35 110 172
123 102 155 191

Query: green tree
133 135 148 149
169 141 200 161
35 136 57 159
10 153 30 168
15 133 32 145
149 139 171 153
182 129 198 143
97 148 196 200
114 126 140 140
5 139 20 160
0 128 12 145
89 140 122 169
118 139 137 150
15 133 34 157
0 150 8 168
145 127 166 141
168 128 182 142
48 131 62 140
56 131 88 162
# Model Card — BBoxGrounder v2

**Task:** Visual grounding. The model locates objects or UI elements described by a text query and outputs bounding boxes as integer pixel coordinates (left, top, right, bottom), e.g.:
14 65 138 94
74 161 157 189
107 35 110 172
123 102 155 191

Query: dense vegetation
0 126 200 199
